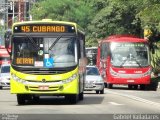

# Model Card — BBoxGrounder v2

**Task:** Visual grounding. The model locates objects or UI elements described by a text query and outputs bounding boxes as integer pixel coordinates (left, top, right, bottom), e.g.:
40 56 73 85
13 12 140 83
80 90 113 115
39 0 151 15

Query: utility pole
18 0 21 21
18 0 24 21
5 0 8 30
12 0 14 23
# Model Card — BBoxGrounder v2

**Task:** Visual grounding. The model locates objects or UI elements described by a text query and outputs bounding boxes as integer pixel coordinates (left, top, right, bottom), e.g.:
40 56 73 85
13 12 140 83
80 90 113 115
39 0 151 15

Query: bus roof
100 34 147 43
13 20 77 27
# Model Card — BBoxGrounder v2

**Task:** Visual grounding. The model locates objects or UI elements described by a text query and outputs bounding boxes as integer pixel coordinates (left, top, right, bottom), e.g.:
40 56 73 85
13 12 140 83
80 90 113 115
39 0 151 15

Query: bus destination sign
13 24 75 33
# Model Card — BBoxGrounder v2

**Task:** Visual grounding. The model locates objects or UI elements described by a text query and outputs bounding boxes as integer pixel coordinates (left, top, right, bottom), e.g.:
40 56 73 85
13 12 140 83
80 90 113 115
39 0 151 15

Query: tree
30 0 94 30
87 0 143 46
30 0 160 47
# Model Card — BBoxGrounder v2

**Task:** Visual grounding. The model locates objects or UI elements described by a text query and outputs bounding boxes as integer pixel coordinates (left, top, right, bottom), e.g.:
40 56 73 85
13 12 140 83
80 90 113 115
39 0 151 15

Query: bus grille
28 86 60 92
118 73 143 78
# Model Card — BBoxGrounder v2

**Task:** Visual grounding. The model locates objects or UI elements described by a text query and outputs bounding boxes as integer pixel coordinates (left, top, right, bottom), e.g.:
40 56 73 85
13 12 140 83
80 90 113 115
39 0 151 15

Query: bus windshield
12 36 77 68
86 47 97 58
110 42 149 67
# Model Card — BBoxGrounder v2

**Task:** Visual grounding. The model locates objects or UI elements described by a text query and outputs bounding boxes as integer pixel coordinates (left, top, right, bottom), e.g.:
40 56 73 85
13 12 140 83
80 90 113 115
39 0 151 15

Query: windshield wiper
131 55 142 68
120 54 142 68
26 35 40 51
49 36 62 50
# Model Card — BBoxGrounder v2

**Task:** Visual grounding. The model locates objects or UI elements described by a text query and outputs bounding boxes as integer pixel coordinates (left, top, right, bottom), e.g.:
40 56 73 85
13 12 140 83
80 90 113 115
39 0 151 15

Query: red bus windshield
110 42 149 67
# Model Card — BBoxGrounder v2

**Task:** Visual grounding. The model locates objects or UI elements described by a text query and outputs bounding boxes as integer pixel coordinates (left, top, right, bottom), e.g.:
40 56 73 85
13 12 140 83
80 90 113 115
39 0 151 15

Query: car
0 64 10 89
84 66 104 94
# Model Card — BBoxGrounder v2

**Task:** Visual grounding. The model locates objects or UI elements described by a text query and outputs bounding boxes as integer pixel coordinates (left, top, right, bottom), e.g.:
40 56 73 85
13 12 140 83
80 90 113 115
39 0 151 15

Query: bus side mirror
4 32 11 55
5 37 10 49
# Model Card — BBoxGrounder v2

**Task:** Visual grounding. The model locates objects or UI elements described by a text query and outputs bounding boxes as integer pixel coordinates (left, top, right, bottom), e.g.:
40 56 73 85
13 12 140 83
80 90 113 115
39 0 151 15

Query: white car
0 64 10 89
84 66 104 94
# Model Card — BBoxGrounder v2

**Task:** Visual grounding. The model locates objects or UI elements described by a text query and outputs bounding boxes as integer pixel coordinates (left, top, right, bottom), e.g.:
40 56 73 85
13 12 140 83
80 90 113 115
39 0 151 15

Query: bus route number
21 26 30 32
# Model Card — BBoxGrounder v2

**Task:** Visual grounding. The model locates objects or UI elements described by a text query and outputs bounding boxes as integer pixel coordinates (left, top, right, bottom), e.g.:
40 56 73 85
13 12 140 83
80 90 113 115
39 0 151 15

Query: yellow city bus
5 19 86 105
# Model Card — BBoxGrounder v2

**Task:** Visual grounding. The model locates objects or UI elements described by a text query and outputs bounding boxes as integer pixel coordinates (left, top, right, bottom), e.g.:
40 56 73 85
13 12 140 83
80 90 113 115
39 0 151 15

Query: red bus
96 35 156 90
0 46 10 66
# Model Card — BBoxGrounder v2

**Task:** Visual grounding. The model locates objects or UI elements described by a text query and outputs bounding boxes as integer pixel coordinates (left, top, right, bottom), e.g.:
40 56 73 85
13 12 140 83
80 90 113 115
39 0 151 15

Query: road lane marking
108 102 124 106
106 90 160 108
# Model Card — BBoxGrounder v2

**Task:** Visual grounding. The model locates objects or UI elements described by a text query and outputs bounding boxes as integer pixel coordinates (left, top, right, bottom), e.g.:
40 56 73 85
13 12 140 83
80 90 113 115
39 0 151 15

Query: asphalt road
0 86 160 120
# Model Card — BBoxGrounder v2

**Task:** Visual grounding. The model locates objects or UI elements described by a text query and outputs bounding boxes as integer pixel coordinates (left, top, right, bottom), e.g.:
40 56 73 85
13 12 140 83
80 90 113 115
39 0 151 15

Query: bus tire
17 94 26 105
128 85 133 89
66 94 78 104
140 84 146 90
108 84 113 89
79 92 84 100
133 85 138 90
148 80 158 91
0 86 2 90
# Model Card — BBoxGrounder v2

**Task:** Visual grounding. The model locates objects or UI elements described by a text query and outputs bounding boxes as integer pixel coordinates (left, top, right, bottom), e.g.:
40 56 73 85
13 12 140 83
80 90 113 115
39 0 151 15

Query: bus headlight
11 73 27 84
110 67 118 77
62 74 77 84
143 68 151 77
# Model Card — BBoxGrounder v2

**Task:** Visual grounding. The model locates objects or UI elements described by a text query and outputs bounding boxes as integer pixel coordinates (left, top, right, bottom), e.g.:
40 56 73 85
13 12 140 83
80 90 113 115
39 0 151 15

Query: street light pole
12 0 14 23
18 0 21 21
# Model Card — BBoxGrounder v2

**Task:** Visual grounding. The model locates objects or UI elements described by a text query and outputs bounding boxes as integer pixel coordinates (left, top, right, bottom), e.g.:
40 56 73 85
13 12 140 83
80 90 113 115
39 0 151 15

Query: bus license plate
39 86 49 90
127 80 134 82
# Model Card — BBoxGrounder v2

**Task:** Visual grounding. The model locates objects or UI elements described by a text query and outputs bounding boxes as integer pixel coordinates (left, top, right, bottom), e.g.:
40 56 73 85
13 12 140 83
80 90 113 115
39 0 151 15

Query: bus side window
101 43 108 59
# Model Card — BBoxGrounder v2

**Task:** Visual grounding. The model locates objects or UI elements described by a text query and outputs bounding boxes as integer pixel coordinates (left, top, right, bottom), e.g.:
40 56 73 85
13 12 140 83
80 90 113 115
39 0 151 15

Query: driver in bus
111 53 123 66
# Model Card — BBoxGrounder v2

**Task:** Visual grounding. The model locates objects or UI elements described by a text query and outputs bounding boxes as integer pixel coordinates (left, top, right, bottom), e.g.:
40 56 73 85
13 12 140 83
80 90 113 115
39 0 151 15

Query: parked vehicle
0 64 10 89
84 66 104 94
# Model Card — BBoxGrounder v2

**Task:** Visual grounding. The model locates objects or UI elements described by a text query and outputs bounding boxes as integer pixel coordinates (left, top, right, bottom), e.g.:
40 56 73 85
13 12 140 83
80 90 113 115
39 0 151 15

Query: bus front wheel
17 94 26 105
79 92 84 100
108 84 113 89
140 84 146 90
65 94 78 104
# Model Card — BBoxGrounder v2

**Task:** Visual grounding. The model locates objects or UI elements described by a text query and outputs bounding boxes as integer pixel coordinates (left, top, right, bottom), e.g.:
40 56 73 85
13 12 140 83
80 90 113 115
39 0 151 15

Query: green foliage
138 4 160 28
31 0 94 30
87 0 143 44
30 0 160 47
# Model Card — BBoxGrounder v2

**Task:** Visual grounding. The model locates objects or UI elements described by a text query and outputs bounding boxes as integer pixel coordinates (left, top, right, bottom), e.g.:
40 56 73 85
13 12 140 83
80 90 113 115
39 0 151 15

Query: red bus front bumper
107 76 150 85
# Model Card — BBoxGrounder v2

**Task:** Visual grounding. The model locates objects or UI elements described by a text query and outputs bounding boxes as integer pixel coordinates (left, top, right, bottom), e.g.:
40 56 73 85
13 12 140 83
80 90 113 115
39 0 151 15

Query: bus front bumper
107 77 150 85
10 79 79 95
